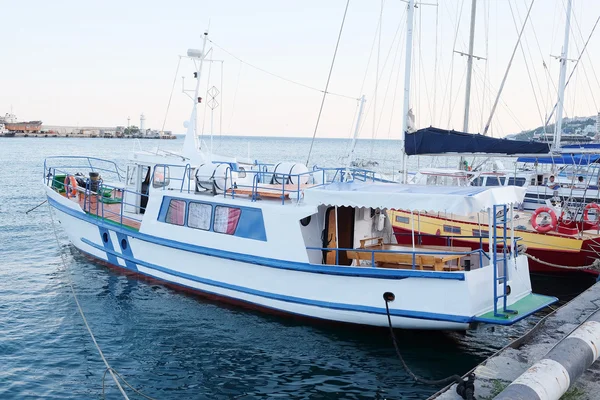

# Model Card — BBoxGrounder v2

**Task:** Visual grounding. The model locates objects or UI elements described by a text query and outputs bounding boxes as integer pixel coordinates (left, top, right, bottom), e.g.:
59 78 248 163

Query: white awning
303 182 525 214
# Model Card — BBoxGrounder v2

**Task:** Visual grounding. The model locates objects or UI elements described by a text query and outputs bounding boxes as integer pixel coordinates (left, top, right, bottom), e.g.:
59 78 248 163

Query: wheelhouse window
395 215 410 224
472 229 489 237
153 166 170 188
214 206 241 234
485 177 500 186
443 225 461 234
508 177 526 186
188 202 212 231
165 199 186 226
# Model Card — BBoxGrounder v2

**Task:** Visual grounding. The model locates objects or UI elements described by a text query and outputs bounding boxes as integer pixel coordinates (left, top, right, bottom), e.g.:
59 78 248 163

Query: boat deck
59 188 142 230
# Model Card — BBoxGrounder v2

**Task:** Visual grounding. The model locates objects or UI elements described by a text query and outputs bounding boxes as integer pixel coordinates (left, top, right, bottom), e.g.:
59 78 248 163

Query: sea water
0 137 594 399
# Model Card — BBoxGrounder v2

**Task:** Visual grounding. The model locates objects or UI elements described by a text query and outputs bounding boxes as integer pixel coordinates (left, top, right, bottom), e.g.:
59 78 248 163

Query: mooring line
48 205 157 399
25 199 47 214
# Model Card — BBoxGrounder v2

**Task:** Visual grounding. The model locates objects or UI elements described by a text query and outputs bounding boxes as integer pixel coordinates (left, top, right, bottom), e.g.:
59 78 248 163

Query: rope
523 251 600 271
25 199 47 214
383 297 475 399
102 368 157 400
161 56 182 134
305 0 351 166
48 205 156 399
207 39 357 101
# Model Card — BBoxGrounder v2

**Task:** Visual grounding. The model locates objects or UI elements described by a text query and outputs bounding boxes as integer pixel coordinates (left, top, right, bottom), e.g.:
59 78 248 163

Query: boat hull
46 188 540 331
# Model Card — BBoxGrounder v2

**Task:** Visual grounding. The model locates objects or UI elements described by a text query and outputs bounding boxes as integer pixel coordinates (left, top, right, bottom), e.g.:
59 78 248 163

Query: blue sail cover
517 154 600 165
405 127 551 155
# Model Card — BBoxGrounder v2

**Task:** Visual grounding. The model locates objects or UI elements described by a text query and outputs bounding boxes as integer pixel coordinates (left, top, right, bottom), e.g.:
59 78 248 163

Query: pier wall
431 282 600 400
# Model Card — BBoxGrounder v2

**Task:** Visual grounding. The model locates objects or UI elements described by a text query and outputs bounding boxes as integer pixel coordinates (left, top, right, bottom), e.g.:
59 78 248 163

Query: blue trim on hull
115 231 137 271
80 237 473 324
98 226 119 266
47 196 465 281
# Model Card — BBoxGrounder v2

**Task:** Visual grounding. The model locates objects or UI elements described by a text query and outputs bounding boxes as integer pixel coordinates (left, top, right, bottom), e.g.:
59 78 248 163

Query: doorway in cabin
324 206 355 265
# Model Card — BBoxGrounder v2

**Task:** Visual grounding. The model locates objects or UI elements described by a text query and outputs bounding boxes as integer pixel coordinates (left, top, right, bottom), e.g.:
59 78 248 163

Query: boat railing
392 232 523 258
221 165 379 205
80 180 144 228
305 245 487 271
44 156 124 182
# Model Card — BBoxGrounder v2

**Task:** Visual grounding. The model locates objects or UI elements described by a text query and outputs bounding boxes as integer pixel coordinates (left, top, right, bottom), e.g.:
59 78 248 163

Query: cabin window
499 177 506 185
508 177 526 186
443 225 461 234
472 229 489 237
485 177 500 186
214 206 241 234
165 199 186 226
153 166 170 188
188 202 212 230
395 215 410 224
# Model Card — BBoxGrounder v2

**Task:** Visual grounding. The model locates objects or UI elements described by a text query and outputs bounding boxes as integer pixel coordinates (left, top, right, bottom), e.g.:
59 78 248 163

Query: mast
347 95 367 172
458 0 477 170
462 0 477 134
182 31 209 161
400 0 415 183
553 0 573 152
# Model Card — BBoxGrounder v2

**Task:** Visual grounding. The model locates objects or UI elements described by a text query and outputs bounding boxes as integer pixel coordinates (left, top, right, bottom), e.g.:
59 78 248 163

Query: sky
2 0 600 139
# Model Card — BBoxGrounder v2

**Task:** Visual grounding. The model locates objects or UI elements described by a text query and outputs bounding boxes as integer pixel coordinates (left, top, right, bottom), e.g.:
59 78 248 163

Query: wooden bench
347 242 472 271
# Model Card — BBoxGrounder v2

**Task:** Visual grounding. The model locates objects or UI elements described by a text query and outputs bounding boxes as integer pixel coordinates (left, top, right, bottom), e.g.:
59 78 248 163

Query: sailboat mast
553 0 573 152
462 0 477 133
400 0 415 183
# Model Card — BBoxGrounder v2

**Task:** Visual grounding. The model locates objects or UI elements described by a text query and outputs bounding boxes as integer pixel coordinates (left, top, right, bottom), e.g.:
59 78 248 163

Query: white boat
44 151 558 330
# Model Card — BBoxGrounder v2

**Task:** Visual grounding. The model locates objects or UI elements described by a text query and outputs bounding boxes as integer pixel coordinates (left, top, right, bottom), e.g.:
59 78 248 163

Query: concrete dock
430 281 600 400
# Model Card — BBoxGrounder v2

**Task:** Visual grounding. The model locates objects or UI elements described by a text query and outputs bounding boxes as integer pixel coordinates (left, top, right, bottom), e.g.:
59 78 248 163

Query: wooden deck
67 190 142 230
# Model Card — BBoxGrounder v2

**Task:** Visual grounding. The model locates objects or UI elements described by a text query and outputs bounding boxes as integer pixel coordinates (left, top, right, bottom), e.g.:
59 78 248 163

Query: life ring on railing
530 206 557 233
583 203 600 224
64 175 78 198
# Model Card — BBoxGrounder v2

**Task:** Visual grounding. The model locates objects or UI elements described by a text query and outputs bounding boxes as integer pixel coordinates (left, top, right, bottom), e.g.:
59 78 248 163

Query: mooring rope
518 244 600 271
25 199 47 214
47 205 157 399
383 295 475 399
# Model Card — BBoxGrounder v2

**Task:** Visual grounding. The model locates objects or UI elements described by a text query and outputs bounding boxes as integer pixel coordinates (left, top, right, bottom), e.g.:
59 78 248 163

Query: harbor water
0 137 595 399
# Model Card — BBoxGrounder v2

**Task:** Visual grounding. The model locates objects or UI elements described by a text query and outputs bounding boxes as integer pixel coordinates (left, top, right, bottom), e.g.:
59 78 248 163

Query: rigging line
509 1 545 131
161 56 182 134
472 66 525 132
444 0 465 128
521 0 552 122
569 9 600 110
387 19 407 139
207 39 357 101
370 0 385 159
306 0 351 166
432 0 439 124
544 13 600 127
227 61 243 133
47 206 130 400
373 17 405 141
345 2 387 142
200 54 213 138
480 0 490 132
356 15 405 137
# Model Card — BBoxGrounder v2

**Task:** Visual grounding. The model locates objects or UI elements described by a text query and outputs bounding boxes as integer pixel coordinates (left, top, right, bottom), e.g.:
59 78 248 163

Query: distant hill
510 116 598 141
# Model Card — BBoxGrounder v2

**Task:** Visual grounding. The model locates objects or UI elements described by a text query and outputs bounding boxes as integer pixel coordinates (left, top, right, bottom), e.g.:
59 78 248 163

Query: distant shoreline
1 133 177 139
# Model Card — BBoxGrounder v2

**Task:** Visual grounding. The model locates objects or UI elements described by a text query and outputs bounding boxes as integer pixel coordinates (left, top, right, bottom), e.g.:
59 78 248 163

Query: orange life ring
64 175 78 198
583 203 600 224
530 206 557 233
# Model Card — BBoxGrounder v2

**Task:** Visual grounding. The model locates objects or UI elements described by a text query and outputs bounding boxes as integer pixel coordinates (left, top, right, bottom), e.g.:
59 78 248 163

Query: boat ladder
492 204 517 318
